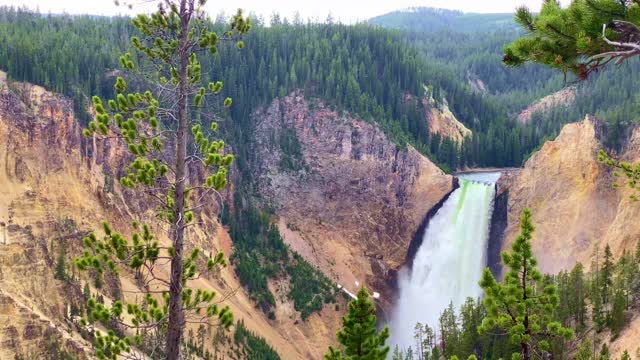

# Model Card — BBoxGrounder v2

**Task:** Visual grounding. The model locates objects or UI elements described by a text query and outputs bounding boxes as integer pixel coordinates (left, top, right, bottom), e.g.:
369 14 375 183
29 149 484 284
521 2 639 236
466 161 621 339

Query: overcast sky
0 0 572 23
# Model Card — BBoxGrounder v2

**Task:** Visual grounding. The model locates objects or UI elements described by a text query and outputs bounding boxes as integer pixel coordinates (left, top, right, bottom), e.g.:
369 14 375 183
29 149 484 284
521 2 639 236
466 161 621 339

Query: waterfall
388 172 501 352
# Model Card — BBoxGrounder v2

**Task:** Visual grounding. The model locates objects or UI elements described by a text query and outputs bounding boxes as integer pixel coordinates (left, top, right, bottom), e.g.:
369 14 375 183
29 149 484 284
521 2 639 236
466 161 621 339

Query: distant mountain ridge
368 7 518 33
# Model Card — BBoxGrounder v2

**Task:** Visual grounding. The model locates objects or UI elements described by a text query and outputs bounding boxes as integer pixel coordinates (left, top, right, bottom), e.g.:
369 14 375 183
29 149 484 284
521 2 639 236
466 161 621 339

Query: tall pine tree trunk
166 0 189 358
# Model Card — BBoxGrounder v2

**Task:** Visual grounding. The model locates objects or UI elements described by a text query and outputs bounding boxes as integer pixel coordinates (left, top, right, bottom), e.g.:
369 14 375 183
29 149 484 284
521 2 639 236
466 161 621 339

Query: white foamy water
388 172 500 351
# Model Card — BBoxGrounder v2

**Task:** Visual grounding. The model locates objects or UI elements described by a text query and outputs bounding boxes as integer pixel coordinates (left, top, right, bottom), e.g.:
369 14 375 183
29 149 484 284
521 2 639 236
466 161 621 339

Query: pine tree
620 350 631 360
575 338 593 360
507 1 640 192
55 246 67 281
599 344 610 360
568 263 587 329
414 322 425 360
440 302 460 358
73 1 250 359
459 298 482 358
478 208 573 360
325 287 390 360
504 0 640 79
422 323 436 360
634 240 640 296
83 283 91 299
392 345 404 360
610 289 626 338
405 347 415 360
602 244 614 307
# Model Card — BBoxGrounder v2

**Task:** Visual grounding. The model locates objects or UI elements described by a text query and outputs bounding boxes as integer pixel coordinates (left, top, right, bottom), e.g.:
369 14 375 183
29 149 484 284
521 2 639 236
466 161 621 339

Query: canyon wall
0 76 454 358
0 74 330 359
497 116 640 273
497 115 640 357
250 92 454 308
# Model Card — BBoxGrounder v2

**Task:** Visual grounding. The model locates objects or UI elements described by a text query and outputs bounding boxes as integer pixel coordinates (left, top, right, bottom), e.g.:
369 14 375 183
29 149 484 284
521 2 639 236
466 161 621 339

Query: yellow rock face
517 86 577 124
0 75 322 359
500 115 640 357
426 102 472 143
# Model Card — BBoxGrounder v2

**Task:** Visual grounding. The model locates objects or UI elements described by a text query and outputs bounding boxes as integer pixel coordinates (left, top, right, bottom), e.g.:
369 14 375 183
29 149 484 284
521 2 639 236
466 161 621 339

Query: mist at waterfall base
388 172 501 352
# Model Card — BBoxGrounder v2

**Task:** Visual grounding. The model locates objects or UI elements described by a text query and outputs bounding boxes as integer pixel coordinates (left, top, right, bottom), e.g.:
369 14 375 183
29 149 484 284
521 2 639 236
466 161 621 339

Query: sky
0 0 572 23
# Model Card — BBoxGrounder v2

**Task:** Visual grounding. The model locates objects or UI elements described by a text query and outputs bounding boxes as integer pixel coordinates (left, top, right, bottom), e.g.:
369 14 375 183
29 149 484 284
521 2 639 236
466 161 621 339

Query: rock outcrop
251 92 454 308
424 97 472 143
517 86 577 124
498 116 622 273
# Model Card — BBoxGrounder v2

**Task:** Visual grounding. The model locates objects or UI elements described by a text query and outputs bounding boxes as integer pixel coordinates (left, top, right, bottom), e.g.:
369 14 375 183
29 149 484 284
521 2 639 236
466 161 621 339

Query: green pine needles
478 208 573 360
74 1 250 359
504 0 640 79
325 288 390 360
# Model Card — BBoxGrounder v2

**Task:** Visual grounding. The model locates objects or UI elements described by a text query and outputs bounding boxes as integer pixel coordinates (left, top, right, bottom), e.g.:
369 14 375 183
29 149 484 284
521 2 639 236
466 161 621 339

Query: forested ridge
371 7 640 152
0 6 555 171
3 6 640 170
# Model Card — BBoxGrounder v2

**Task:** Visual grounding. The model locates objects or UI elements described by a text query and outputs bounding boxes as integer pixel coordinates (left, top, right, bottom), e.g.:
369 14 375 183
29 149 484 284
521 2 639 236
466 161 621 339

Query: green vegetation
504 0 640 79
0 6 560 171
325 287 390 360
478 209 573 359
233 320 281 360
288 253 336 319
279 128 305 172
225 196 336 319
369 7 518 34
54 244 68 281
372 5 640 155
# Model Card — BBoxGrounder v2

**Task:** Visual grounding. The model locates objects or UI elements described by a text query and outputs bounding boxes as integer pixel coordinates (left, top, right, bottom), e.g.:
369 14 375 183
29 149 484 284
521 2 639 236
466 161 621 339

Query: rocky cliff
497 115 640 356
0 76 454 358
497 116 637 273
517 86 576 124
423 96 472 143
0 75 327 359
250 92 454 309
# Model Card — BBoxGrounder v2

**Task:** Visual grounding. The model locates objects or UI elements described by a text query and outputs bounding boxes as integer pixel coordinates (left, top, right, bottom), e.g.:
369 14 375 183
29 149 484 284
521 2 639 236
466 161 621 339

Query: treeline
3 7 640 171
186 320 281 360
368 7 519 34
393 242 640 359
372 11 640 154
0 6 554 171
232 320 281 360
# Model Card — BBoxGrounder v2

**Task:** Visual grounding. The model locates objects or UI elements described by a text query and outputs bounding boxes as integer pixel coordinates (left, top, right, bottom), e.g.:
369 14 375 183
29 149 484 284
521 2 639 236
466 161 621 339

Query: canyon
1 73 639 359
0 75 454 358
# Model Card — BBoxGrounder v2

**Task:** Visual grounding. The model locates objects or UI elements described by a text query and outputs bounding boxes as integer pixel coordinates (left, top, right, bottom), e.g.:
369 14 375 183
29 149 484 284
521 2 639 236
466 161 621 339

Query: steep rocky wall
498 116 622 273
424 98 472 143
0 76 455 359
250 91 454 308
498 115 640 358
0 75 339 359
